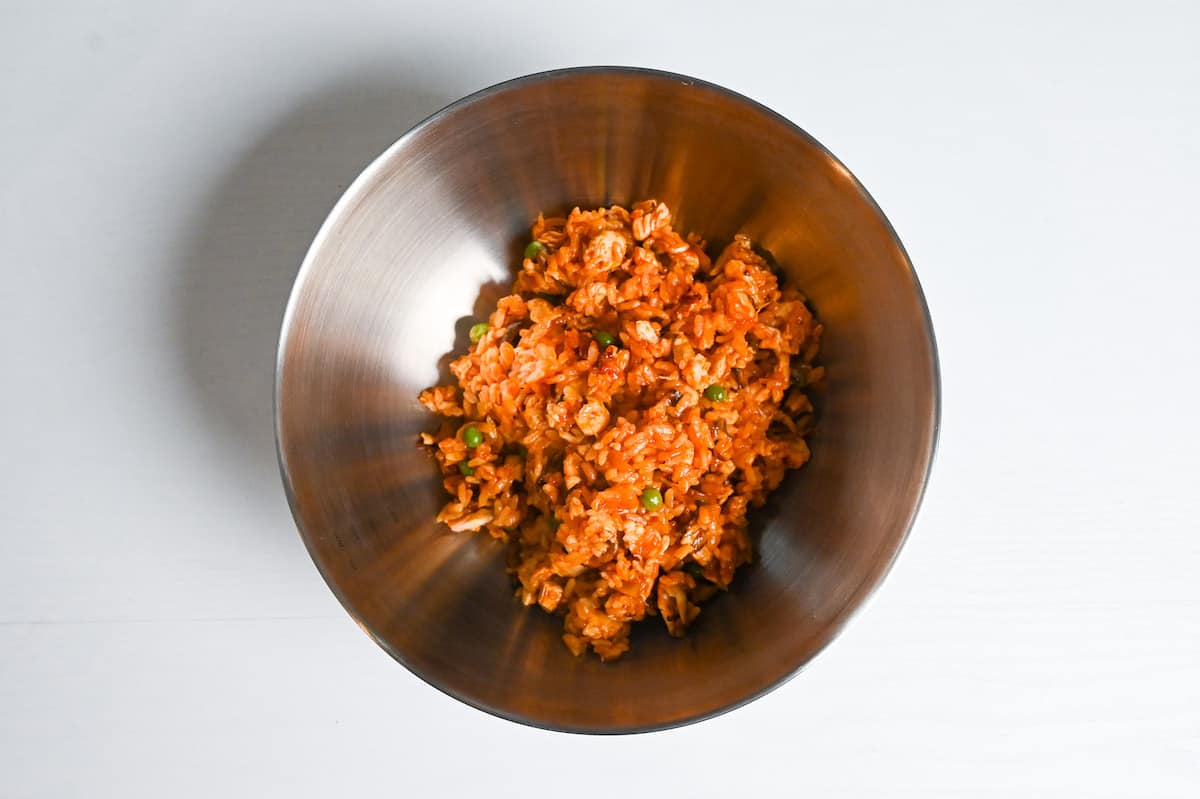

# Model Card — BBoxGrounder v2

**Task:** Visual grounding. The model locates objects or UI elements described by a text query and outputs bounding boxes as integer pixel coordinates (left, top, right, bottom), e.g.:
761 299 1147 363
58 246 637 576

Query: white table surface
4 1 1198 796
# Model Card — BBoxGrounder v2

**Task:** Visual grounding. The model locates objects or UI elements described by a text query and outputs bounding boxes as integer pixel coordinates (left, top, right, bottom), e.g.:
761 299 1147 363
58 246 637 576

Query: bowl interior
276 68 938 732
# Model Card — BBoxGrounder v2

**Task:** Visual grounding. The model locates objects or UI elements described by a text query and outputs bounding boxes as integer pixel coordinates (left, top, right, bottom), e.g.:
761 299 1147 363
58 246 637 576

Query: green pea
593 330 617 349
640 486 663 511
469 322 489 344
462 425 484 448
524 241 545 259
548 516 561 531
458 461 474 476
704 384 728 402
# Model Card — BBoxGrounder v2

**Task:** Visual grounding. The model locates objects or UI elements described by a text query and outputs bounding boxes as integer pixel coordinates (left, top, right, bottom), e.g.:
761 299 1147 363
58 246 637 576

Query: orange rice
419 201 822 660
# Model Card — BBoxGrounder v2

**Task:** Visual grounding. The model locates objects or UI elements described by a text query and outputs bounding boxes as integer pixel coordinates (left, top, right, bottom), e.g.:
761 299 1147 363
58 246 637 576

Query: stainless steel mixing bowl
275 67 939 733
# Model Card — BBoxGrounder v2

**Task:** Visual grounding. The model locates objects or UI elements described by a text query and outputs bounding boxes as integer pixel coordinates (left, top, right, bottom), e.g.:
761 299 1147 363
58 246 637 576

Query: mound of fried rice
419 201 823 660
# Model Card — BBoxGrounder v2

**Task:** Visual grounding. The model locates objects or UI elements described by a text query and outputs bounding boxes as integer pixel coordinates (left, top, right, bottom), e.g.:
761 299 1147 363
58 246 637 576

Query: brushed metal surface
275 67 939 733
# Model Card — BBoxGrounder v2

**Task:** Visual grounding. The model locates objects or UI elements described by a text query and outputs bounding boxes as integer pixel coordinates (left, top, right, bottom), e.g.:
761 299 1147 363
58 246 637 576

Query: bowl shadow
170 71 460 536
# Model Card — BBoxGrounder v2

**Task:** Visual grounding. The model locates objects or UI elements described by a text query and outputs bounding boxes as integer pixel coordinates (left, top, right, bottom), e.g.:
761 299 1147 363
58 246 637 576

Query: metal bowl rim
273 65 942 735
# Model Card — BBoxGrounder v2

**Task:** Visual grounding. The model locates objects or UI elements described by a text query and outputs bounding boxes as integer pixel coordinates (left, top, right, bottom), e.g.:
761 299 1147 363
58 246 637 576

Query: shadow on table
171 66 461 538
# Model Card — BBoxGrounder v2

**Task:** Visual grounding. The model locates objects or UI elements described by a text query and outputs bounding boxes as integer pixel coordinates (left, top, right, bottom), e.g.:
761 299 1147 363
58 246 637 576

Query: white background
3 1 1198 796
